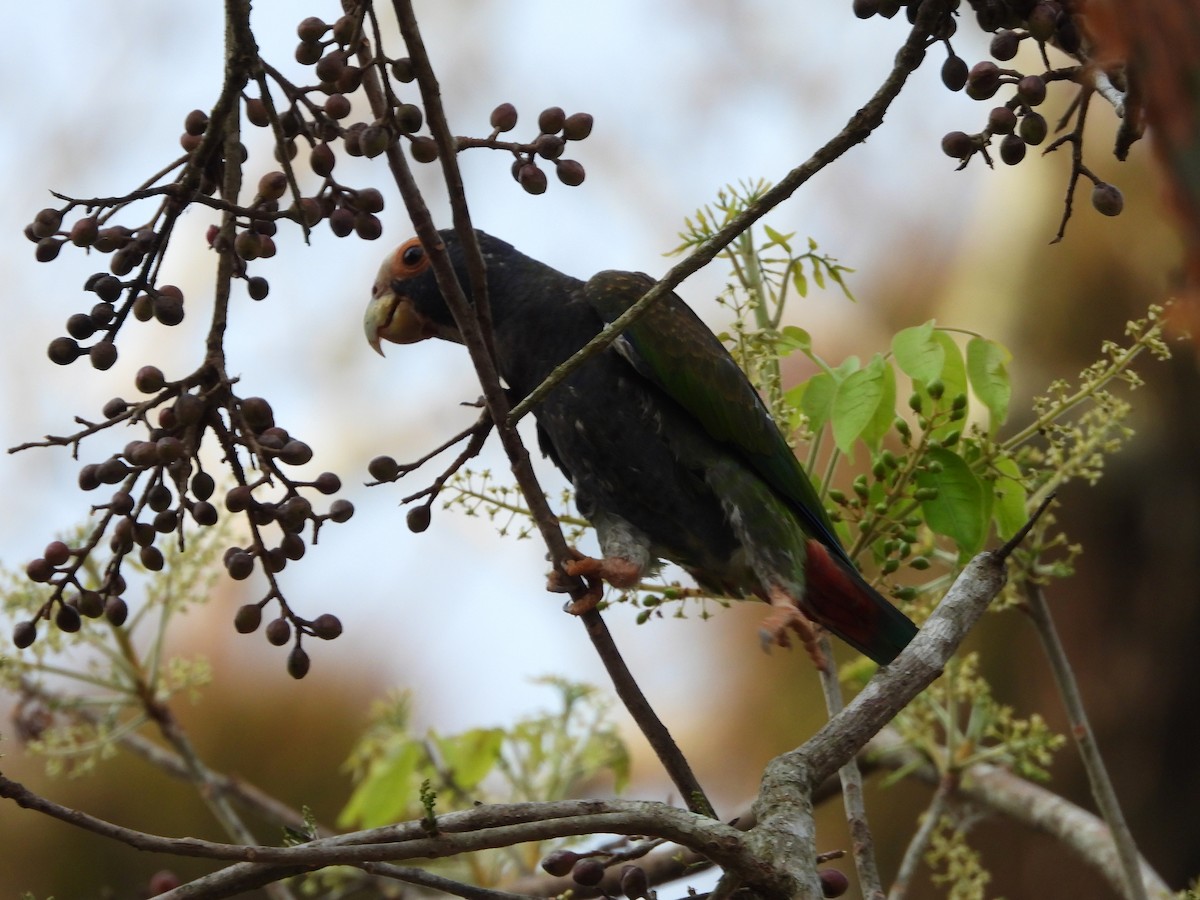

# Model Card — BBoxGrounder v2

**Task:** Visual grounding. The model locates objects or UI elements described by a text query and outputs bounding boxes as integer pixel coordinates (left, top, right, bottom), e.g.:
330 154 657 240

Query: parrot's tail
802 539 918 665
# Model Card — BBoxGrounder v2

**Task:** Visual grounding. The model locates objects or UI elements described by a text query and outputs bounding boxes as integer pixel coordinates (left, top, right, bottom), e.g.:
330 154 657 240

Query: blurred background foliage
1 2 1197 899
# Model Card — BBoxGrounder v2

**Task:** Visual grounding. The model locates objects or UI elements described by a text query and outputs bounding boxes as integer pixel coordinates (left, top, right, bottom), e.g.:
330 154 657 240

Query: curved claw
759 586 829 672
545 550 644 616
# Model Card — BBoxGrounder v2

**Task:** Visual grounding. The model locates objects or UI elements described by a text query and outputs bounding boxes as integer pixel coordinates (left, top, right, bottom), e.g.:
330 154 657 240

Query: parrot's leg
545 550 643 615
759 586 829 671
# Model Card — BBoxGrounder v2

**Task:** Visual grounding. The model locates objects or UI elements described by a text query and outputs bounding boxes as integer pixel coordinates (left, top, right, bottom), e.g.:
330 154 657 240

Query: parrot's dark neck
458 240 593 400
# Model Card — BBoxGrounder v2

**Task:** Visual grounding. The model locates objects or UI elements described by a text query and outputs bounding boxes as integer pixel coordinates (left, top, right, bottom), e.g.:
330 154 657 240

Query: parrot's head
364 235 459 355
364 230 528 355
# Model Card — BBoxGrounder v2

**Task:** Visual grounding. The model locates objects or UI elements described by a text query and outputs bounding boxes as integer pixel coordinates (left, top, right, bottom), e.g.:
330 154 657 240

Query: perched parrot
364 229 917 666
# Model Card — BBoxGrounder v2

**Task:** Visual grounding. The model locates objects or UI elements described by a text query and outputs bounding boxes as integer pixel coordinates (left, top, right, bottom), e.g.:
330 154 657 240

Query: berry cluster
15 5 596 674
540 850 651 897
491 103 593 195
857 0 1130 237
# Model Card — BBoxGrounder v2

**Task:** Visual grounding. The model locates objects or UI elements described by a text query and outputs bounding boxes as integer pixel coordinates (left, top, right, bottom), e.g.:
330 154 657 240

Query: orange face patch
389 237 430 281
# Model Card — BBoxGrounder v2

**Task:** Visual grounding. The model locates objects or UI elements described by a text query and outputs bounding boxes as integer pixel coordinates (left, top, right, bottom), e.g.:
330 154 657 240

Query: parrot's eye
391 237 429 278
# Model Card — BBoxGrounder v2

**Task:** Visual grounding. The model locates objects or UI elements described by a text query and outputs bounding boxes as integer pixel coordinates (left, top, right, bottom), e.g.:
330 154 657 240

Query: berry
571 859 605 887
287 645 311 679
941 55 968 91
988 106 1017 134
105 597 130 626
135 365 166 394
329 499 354 523
392 58 415 82
242 397 274 431
518 164 548 195
227 551 254 580
555 161 587 187
14 621 37 648
266 617 291 646
244 276 270 302
329 207 355 237
620 866 649 900
535 134 565 160
999 133 1026 165
356 187 385 213
311 613 343 639
490 102 518 132
26 557 54 583
537 106 566 134
32 208 63 238
184 109 209 136
35 238 63 262
190 500 217 525
410 136 439 163
562 112 594 141
965 61 1001 101
297 16 327 41
44 541 71 566
394 103 423 134
66 313 96 340
70 217 100 247
990 30 1020 61
369 455 401 481
940 131 974 160
541 850 580 877
354 213 383 241
48 336 81 366
1017 75 1047 106
234 604 263 633
820 868 850 898
314 472 341 494
310 142 336 176
1092 182 1124 216
79 591 105 618
406 505 432 533
1019 111 1047 145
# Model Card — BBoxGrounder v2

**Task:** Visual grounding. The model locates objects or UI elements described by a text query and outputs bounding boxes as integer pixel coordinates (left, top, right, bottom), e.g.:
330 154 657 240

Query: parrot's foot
546 551 642 616
760 587 828 672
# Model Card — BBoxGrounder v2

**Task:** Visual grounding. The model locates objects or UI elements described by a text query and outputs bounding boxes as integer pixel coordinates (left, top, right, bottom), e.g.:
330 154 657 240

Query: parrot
364 229 918 667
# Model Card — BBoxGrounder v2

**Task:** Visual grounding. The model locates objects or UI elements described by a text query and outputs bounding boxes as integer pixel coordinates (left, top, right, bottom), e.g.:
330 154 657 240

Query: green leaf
967 337 1013 430
991 456 1027 540
775 325 812 356
832 355 890 456
892 321 943 383
791 371 836 430
916 447 987 553
792 266 808 298
434 728 504 792
860 358 897 450
339 738 423 829
762 223 793 252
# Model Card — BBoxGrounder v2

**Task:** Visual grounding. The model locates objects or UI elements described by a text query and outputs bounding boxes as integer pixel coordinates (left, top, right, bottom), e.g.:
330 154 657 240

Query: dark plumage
365 229 917 666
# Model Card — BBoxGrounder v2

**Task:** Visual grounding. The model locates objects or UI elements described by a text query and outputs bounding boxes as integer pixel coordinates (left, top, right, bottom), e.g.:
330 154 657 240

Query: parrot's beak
364 288 430 355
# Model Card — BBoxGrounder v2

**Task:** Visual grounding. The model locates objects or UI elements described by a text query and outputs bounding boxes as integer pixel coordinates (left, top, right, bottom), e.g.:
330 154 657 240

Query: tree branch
506 0 950 428
1021 581 1151 900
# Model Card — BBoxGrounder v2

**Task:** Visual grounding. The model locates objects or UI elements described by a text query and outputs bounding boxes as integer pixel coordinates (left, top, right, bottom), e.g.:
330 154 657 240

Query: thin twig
580 608 714 817
815 636 883 899
887 772 956 900
1021 581 1150 900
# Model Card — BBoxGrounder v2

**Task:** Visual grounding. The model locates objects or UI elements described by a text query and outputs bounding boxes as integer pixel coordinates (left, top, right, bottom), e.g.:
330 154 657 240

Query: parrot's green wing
582 270 852 566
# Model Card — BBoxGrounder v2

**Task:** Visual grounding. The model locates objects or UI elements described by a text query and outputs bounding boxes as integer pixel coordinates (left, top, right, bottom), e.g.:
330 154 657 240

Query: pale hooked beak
363 287 431 356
